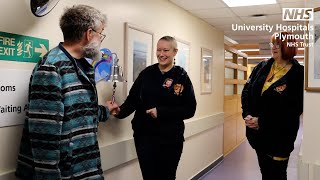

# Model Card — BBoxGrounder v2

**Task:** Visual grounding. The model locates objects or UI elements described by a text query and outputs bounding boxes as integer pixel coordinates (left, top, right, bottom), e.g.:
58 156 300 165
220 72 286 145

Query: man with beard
15 5 119 179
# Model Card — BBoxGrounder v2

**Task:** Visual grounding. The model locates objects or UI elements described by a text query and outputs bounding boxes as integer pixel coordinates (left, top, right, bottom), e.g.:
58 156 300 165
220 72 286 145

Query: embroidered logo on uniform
274 84 287 94
174 84 184 96
163 78 173 88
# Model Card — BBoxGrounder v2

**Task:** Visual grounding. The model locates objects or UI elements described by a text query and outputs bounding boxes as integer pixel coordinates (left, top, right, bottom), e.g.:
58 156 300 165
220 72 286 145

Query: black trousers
134 136 183 180
256 151 289 180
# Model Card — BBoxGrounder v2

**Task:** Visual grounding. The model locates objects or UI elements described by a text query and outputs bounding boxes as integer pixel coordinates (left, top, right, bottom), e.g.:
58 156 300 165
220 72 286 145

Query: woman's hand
244 115 259 130
146 108 157 119
106 101 120 115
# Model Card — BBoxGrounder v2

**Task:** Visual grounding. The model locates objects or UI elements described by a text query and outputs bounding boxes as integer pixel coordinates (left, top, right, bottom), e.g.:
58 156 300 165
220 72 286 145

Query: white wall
0 0 225 179
299 1 320 179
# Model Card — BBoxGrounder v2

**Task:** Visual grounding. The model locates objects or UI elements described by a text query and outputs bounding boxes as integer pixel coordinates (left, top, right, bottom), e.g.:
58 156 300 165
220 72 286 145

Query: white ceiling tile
189 8 235 18
280 1 306 8
308 2 320 8
231 4 281 16
169 0 227 10
204 17 243 26
216 25 235 32
230 7 263 16
241 16 269 23
306 0 320 7
280 21 304 26
265 14 283 23
277 0 304 3
258 4 282 14
225 31 260 36
225 29 273 36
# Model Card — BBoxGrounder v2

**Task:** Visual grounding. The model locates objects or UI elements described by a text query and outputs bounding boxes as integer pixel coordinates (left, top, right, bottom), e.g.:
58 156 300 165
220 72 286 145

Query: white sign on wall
0 69 32 127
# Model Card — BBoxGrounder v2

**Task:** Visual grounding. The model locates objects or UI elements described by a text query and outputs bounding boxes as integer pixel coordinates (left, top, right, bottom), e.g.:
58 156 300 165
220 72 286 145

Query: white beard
83 40 101 61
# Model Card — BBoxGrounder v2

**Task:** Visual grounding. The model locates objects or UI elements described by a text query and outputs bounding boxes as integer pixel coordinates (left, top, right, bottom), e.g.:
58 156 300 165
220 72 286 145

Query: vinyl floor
200 121 303 180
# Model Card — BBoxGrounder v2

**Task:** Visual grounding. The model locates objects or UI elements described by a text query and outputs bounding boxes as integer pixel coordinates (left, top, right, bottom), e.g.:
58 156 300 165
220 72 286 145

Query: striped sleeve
97 105 110 122
28 64 63 179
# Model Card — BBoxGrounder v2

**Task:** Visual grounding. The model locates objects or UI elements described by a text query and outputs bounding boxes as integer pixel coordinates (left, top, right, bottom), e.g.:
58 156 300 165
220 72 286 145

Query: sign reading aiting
0 69 32 127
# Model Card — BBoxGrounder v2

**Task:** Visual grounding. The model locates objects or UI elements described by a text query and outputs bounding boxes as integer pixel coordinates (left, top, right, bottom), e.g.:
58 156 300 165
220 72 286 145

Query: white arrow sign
35 43 48 57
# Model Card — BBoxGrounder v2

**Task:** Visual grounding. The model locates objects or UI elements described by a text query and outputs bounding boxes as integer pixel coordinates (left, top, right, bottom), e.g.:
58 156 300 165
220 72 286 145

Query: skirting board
190 155 224 180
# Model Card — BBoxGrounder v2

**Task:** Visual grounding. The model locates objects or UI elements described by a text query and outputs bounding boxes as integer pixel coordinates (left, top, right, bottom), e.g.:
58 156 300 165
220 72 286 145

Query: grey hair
159 36 178 50
59 5 107 42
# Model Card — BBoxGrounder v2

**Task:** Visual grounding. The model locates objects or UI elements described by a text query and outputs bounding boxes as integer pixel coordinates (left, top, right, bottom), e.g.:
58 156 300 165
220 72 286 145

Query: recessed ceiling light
222 0 277 7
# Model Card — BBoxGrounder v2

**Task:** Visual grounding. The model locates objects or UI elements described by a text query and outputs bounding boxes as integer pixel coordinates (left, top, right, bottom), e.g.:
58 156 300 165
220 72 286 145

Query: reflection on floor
200 122 303 180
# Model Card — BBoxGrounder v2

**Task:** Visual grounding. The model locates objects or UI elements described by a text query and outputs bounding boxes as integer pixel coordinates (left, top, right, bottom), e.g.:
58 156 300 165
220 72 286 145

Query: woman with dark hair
116 36 197 180
241 31 304 180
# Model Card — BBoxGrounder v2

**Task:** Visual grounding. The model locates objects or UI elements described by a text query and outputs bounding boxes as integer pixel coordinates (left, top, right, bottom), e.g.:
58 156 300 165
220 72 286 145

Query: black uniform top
116 64 197 142
241 58 303 157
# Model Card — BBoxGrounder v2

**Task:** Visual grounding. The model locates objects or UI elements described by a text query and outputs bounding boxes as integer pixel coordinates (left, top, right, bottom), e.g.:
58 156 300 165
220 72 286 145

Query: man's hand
146 108 157 119
106 101 120 115
244 115 259 130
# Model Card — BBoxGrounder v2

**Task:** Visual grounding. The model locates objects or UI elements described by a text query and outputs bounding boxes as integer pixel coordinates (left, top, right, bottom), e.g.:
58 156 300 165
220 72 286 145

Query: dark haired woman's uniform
242 58 303 180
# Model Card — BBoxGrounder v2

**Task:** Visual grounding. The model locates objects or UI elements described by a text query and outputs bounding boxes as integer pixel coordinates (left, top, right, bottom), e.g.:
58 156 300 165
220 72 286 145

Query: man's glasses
269 42 280 49
92 29 106 42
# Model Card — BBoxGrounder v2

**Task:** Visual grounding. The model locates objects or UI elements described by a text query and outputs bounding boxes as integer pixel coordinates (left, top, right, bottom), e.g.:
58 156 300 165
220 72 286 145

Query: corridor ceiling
169 0 319 63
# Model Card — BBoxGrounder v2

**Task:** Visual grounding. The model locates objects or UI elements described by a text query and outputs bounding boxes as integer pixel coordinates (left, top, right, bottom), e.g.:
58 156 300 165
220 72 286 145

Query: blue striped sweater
16 43 109 180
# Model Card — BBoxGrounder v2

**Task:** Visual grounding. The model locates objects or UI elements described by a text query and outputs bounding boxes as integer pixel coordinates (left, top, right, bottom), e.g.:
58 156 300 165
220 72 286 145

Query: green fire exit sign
0 31 49 63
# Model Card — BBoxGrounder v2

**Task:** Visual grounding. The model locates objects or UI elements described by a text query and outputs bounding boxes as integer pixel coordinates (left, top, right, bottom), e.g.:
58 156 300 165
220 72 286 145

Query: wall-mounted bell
108 53 126 103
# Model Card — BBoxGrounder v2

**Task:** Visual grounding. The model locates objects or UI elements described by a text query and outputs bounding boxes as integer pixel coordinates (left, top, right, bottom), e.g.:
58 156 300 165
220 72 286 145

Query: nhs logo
282 8 314 21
